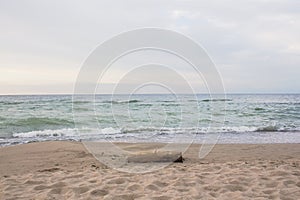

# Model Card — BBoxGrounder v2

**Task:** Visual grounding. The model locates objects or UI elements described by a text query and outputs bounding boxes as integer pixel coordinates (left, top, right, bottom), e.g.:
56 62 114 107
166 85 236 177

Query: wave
0 101 23 105
121 126 284 134
72 107 92 111
9 117 74 127
0 116 6 121
9 124 300 139
101 100 141 104
12 127 121 138
254 107 265 111
256 125 278 132
13 128 77 138
121 127 167 133
72 100 92 104
201 99 232 102
161 103 180 106
0 98 71 105
156 100 176 103
137 103 152 106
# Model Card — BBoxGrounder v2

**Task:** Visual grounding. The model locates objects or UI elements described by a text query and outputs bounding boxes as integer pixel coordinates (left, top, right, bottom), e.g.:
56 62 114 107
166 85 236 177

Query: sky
0 0 299 94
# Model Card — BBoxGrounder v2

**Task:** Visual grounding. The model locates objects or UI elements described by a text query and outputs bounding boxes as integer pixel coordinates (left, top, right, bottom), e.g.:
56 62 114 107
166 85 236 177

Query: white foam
13 128 77 138
10 125 293 139
12 127 121 138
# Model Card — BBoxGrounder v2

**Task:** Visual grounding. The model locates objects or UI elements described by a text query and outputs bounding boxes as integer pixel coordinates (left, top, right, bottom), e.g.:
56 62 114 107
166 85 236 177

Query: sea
0 94 300 146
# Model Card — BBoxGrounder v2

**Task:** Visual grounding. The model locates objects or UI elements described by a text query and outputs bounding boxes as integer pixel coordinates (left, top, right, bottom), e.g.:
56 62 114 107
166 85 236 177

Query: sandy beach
0 141 299 199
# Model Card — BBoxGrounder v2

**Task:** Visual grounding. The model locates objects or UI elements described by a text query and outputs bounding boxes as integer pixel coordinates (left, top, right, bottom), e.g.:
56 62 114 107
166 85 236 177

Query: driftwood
127 152 183 163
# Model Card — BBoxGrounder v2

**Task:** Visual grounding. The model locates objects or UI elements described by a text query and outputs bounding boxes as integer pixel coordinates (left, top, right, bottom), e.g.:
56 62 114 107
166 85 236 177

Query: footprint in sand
90 189 109 196
151 180 168 187
33 185 48 191
145 184 159 191
106 177 127 185
224 184 248 192
151 196 171 200
283 180 296 187
23 180 44 185
127 184 142 191
72 186 90 195
48 187 62 195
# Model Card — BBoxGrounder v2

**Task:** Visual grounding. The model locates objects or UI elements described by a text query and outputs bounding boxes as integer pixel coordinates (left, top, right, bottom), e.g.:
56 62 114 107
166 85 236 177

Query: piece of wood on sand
127 151 183 163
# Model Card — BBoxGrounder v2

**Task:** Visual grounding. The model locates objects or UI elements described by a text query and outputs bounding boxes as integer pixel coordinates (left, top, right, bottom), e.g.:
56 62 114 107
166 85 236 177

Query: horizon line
0 92 300 96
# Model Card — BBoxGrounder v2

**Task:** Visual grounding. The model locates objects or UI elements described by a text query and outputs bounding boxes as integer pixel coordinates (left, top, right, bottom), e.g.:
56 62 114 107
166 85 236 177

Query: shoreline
2 129 300 147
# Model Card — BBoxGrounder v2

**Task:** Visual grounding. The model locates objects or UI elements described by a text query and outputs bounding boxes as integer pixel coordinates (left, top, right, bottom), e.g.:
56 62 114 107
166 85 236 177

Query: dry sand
0 141 299 199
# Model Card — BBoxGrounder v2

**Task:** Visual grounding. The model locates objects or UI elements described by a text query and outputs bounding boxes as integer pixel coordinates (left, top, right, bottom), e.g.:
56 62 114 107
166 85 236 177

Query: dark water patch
0 101 24 105
137 103 153 107
121 127 158 133
161 103 180 106
240 113 256 117
123 100 141 103
256 125 278 132
254 107 265 111
201 99 232 102
199 119 212 123
72 100 92 104
156 100 176 103
73 107 92 112
0 116 6 121
7 117 74 127
188 99 197 102
0 118 74 136
166 112 180 116
270 102 300 105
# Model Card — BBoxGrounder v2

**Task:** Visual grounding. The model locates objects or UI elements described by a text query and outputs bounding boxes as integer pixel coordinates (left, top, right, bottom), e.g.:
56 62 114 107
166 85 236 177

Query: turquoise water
0 94 300 146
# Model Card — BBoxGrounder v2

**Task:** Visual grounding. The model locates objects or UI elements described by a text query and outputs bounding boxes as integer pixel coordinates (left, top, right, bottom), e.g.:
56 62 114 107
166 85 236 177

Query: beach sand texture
0 141 299 199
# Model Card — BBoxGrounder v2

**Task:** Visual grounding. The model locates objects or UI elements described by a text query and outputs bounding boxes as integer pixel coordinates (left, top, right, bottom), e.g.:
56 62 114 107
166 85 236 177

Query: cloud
0 0 299 94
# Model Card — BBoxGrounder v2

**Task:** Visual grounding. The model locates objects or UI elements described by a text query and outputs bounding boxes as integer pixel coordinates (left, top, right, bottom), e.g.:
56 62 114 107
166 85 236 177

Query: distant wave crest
14 117 74 126
101 100 141 104
201 99 232 102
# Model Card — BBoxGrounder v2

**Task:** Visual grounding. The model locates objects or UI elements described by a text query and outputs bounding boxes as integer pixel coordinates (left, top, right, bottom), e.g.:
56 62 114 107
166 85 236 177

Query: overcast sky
0 0 299 94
